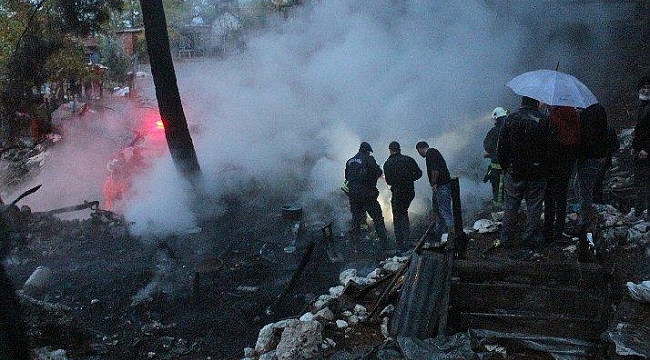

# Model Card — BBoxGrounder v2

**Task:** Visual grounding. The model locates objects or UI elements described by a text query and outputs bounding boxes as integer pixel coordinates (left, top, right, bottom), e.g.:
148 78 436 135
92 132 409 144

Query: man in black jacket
345 142 389 248
633 75 650 218
384 141 422 250
498 96 550 248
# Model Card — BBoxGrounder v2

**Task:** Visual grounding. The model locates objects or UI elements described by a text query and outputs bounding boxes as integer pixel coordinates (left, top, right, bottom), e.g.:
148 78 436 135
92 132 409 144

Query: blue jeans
501 173 546 246
576 158 607 230
432 183 454 238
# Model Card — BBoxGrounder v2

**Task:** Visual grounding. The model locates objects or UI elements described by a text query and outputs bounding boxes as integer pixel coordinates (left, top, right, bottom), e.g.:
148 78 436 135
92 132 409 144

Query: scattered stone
379 304 395 317
275 321 323 360
255 323 278 353
260 350 278 360
314 307 334 321
35 348 69 360
380 317 390 339
336 320 348 329
329 286 344 298
347 314 359 325
300 312 315 322
322 338 336 350
23 265 53 292
243 347 254 357
472 219 499 234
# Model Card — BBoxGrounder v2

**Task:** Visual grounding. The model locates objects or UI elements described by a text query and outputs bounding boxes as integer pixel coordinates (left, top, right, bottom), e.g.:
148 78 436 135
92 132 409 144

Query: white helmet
492 107 508 119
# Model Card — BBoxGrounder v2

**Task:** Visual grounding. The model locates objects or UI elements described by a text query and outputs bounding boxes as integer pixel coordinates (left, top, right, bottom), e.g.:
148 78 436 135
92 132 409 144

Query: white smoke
124 0 519 235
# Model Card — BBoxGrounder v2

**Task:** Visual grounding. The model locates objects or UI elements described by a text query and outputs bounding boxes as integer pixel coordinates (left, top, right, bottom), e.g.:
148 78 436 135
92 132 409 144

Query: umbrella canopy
506 70 598 108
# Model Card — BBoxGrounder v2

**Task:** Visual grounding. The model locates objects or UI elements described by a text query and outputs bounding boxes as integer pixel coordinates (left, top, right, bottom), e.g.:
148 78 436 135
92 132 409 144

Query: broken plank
450 282 609 320
459 312 607 340
452 260 609 289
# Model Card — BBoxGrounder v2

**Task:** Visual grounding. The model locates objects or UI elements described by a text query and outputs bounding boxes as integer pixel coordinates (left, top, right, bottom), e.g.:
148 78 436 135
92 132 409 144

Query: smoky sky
121 0 643 235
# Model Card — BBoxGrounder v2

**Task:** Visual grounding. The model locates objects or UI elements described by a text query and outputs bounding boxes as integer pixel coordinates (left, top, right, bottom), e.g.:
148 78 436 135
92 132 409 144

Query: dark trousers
391 190 414 249
501 173 546 246
544 156 575 241
350 197 388 246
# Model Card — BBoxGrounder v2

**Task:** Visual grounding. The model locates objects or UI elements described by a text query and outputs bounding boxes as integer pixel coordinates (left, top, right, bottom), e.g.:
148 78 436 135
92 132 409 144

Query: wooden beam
450 282 609 319
452 260 609 289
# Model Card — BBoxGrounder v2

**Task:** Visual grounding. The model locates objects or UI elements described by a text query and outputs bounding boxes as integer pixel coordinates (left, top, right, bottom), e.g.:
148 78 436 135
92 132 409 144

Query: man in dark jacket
416 141 454 240
345 142 389 248
633 75 650 218
483 107 508 206
576 103 610 233
544 106 579 243
498 96 550 248
384 141 422 250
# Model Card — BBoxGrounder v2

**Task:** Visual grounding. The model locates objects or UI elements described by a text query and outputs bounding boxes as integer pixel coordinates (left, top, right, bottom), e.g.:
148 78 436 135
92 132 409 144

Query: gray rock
376 349 404 360
275 320 323 360
260 350 278 360
255 323 277 353
314 307 334 321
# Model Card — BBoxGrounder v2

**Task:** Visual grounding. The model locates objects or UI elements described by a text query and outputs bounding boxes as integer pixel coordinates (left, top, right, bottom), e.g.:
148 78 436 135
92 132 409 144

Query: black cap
389 141 400 151
359 142 373 153
415 141 429 150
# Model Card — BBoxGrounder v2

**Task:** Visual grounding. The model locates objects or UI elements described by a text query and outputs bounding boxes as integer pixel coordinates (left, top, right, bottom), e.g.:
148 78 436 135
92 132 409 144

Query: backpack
503 109 550 179
550 106 580 146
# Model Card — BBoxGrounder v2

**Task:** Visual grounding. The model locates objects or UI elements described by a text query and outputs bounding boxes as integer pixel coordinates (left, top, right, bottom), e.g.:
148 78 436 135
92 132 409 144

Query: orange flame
156 120 164 130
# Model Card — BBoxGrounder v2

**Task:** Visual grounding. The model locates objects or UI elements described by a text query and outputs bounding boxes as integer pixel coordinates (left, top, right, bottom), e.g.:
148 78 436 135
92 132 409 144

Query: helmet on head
492 107 508 119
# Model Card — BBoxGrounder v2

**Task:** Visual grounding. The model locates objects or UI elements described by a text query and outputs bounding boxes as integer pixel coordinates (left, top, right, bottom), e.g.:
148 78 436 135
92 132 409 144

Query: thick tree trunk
140 0 201 178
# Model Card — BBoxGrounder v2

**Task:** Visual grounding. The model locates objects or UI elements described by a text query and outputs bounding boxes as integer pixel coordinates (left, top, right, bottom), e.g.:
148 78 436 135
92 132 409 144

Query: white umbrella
506 70 598 108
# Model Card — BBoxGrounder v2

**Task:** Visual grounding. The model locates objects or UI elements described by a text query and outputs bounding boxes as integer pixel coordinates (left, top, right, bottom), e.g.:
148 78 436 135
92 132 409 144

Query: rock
567 213 578 222
273 319 300 330
336 320 348 329
255 323 277 353
339 269 357 285
347 315 359 325
313 299 327 311
23 266 53 292
35 348 69 360
275 320 323 360
322 338 336 350
243 347 254 357
626 281 650 303
329 286 344 298
260 350 278 360
300 312 315 322
472 219 499 233
353 304 367 315
314 307 334 321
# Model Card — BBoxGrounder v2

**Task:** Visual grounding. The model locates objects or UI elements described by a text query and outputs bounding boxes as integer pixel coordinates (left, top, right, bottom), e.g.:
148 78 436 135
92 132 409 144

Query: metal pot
281 204 303 221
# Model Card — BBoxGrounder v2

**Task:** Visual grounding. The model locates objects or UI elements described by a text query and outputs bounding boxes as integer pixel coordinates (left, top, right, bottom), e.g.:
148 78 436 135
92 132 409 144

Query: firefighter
383 141 422 251
345 142 389 249
483 107 508 206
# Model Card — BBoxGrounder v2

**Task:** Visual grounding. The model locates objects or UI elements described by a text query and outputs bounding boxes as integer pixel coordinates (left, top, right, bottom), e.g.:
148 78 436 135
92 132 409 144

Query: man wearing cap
416 141 454 239
345 142 389 248
384 141 422 250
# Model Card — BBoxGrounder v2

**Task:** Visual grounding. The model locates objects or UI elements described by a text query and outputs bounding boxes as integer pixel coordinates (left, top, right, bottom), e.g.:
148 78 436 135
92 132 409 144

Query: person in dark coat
483 107 508 206
593 126 619 204
576 103 610 233
416 141 454 240
633 75 650 217
383 141 422 250
498 96 551 248
544 106 580 243
345 142 389 248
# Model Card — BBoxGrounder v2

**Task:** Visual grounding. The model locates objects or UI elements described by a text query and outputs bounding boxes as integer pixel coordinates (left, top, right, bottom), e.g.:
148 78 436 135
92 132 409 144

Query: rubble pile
246 256 410 360
0 138 58 193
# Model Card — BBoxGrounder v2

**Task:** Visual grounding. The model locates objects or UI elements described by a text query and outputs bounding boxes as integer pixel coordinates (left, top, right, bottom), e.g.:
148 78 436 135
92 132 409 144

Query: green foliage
100 35 131 82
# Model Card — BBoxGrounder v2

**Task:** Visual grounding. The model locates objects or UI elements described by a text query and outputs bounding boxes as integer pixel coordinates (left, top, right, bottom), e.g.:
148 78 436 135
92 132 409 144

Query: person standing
498 96 551 248
383 141 422 250
633 75 650 218
543 106 580 243
575 103 610 233
483 107 508 206
416 141 454 240
345 142 389 248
